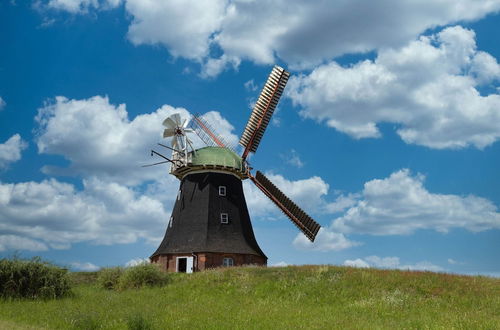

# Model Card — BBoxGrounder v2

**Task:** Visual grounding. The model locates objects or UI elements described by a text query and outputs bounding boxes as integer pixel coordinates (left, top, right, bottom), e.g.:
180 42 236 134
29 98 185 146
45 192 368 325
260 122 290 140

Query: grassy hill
1 265 499 329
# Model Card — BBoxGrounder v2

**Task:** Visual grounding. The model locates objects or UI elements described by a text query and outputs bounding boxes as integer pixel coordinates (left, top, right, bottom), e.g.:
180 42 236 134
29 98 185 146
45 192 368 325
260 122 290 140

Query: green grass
1 265 499 329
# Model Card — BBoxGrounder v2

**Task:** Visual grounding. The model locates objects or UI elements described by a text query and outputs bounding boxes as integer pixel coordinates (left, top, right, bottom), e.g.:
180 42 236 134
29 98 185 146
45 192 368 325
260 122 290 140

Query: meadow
1 265 499 329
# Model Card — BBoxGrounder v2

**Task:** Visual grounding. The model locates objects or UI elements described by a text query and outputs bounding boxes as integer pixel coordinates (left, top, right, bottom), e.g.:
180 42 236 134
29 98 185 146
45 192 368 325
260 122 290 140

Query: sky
0 0 499 276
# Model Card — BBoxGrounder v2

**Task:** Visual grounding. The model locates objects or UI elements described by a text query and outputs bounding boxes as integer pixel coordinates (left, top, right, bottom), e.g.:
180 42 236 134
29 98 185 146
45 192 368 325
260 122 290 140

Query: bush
0 256 71 299
118 263 168 290
96 267 124 290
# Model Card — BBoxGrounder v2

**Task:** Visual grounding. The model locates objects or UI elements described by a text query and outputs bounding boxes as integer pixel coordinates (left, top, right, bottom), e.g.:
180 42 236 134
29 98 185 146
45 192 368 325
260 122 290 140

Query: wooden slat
252 171 321 242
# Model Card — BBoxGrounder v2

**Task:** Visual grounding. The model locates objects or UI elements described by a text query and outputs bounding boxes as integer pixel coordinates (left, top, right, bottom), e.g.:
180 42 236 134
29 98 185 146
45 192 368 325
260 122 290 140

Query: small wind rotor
143 113 195 169
162 113 195 152
240 65 321 242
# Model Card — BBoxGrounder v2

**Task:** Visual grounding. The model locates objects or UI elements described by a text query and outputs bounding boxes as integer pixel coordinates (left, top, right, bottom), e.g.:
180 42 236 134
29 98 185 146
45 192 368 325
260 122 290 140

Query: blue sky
1 0 499 275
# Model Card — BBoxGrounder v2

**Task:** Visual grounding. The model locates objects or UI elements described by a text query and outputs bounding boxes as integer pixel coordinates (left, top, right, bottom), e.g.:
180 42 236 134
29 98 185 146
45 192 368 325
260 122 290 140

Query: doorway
176 257 193 273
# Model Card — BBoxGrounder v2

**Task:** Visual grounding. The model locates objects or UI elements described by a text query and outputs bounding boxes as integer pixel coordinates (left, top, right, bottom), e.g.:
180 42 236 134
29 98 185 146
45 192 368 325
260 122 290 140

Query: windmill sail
239 65 290 159
188 114 236 151
251 171 321 242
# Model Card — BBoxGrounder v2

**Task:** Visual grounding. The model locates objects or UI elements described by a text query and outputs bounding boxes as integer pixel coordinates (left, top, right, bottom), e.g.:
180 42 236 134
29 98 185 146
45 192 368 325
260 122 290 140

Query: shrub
118 263 168 290
96 267 124 290
0 256 71 299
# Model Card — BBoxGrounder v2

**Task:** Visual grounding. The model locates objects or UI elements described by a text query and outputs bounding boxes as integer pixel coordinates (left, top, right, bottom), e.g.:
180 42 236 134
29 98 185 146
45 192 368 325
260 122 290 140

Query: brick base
151 252 267 272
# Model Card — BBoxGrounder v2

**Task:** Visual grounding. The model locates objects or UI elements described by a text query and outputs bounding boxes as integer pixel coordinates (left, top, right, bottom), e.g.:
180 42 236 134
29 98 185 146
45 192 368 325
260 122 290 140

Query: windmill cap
172 146 247 179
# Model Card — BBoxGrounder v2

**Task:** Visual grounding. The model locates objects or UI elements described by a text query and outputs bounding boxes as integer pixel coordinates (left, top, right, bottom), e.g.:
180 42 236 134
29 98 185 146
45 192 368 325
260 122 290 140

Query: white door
186 257 194 273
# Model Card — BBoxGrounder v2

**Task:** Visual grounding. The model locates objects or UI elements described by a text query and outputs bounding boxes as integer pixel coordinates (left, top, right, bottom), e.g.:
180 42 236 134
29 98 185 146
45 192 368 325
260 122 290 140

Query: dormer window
220 213 228 224
177 190 181 200
219 186 226 196
169 216 173 228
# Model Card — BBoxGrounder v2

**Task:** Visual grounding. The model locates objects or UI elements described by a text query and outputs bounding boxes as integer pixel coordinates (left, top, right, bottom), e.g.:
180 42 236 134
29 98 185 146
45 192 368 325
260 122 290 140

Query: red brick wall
151 252 266 272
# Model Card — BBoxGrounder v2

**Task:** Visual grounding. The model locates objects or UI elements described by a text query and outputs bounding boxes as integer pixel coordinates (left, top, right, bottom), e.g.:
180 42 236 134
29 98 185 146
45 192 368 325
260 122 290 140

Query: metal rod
158 143 185 155
151 150 171 161
142 160 170 167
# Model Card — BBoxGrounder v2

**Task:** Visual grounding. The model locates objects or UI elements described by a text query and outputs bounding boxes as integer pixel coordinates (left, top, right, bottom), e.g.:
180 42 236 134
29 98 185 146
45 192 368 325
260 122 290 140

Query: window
220 213 228 224
218 186 226 196
177 190 181 200
223 257 234 267
169 216 173 228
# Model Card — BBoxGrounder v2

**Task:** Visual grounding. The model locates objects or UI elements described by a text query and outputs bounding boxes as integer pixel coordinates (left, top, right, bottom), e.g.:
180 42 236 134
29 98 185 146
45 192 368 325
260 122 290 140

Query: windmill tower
148 66 321 273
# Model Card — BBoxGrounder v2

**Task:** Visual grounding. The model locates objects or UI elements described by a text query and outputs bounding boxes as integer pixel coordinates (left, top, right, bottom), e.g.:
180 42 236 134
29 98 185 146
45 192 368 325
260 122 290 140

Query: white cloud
0 235 48 252
35 96 237 185
244 79 258 92
0 97 5 110
331 169 500 235
447 258 465 265
71 261 100 271
270 261 289 267
343 258 369 268
126 0 228 60
344 256 444 272
125 257 149 267
122 1 500 74
0 178 169 251
287 26 500 149
44 0 121 13
282 149 304 168
293 228 361 252
200 55 240 79
0 134 28 169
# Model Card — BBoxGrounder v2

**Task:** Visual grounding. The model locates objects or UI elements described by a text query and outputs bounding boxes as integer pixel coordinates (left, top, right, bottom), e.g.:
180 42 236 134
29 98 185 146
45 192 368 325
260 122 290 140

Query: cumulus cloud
331 169 500 235
281 149 304 168
293 227 360 252
0 178 169 251
344 258 370 268
0 134 28 169
344 255 444 272
122 1 500 74
35 96 237 185
288 26 500 149
43 0 121 13
71 261 100 271
0 235 48 252
126 0 228 60
125 257 149 267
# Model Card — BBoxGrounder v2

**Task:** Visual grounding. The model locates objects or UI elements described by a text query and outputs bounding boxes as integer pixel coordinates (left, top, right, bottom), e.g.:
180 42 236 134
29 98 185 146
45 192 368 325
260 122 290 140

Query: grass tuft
117 263 168 290
96 267 124 290
0 256 71 299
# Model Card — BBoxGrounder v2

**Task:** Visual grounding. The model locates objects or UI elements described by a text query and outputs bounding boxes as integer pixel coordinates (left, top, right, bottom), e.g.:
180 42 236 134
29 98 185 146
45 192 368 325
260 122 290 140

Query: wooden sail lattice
252 171 321 242
239 66 290 159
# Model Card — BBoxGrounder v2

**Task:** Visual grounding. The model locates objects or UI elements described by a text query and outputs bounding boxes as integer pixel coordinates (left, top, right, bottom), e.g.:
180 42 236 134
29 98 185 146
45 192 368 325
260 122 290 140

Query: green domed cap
190 146 244 171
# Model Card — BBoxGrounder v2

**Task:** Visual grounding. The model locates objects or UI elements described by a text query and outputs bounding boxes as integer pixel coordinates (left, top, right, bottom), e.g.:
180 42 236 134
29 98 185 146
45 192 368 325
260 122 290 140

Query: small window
223 257 234 267
220 213 228 224
169 216 173 228
177 190 181 200
218 186 226 196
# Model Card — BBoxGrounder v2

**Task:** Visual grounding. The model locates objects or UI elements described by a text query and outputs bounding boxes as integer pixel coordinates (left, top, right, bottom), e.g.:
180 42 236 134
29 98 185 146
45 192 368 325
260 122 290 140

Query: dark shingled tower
151 148 267 272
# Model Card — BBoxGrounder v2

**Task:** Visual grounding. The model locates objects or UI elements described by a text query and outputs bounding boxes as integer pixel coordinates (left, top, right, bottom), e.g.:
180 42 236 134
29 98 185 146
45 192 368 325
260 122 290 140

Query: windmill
148 66 321 273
